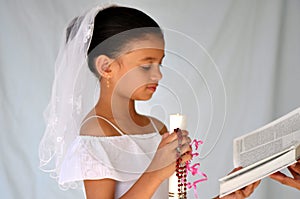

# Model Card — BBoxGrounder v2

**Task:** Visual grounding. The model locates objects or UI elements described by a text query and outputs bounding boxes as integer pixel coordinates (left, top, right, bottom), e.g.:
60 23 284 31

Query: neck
95 87 138 121
93 83 154 134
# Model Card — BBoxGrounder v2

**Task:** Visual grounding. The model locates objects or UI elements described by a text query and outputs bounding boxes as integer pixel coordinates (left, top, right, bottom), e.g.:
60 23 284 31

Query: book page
233 108 300 167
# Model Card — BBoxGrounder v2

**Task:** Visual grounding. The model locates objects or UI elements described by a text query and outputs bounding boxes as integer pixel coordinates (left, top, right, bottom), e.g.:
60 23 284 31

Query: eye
141 64 152 70
140 63 163 71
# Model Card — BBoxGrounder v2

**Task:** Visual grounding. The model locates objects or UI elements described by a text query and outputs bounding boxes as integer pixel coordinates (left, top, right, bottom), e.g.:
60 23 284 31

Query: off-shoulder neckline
79 131 161 140
81 115 160 136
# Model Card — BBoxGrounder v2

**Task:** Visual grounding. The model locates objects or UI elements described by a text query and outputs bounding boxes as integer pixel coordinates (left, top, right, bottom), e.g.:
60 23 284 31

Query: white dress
58 116 168 198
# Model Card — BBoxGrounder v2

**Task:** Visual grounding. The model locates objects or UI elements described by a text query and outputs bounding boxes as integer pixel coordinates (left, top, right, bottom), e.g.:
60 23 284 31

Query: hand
146 130 192 182
269 160 300 190
215 167 261 199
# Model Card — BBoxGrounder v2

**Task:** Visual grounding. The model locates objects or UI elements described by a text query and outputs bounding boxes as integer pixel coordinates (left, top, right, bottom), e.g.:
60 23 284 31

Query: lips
146 84 158 92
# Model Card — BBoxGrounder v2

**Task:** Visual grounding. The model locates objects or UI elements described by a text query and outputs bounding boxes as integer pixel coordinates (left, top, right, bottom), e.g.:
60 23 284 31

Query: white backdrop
1 0 300 198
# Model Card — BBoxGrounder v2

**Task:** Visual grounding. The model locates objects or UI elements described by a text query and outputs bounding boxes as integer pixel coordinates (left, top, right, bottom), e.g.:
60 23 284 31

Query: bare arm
84 179 116 199
119 170 164 199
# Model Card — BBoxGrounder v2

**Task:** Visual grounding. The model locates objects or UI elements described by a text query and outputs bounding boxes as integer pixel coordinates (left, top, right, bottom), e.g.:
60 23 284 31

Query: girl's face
111 35 165 101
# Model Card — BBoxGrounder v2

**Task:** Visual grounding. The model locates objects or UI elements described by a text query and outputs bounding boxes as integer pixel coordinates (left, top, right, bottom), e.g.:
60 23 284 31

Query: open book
219 107 300 197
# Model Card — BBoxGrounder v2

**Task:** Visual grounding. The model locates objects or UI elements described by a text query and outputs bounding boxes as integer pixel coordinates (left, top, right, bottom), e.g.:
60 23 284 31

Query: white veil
39 5 105 182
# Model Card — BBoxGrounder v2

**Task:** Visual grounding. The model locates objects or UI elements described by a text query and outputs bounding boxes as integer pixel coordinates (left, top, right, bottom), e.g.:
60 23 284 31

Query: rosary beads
175 128 187 199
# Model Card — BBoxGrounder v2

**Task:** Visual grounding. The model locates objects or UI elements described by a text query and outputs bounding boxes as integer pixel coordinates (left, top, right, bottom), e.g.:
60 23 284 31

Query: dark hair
87 6 164 77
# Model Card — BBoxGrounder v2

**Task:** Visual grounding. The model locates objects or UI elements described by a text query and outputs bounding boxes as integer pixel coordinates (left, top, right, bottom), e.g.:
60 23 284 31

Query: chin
132 94 154 101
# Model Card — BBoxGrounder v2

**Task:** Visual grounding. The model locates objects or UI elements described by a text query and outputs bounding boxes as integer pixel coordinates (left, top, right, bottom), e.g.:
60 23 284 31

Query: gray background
1 0 300 198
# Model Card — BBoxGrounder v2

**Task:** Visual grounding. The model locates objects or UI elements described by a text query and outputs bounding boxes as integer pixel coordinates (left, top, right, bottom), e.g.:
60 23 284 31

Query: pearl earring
106 74 111 88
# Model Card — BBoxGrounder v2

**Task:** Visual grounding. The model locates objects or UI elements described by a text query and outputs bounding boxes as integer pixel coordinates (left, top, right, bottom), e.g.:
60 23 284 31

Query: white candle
169 114 187 132
169 114 187 198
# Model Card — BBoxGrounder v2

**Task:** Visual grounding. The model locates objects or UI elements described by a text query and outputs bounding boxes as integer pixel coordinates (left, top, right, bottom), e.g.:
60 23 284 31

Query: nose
150 64 163 81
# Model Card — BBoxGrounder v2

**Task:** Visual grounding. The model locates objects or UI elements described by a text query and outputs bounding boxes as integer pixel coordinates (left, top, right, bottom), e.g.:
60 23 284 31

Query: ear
95 55 113 78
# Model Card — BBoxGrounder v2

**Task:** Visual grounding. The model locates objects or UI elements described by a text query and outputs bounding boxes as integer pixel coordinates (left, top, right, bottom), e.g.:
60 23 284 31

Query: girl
39 5 259 199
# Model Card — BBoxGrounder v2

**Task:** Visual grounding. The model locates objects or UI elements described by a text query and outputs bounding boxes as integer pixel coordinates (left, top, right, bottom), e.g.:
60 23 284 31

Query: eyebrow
140 54 165 62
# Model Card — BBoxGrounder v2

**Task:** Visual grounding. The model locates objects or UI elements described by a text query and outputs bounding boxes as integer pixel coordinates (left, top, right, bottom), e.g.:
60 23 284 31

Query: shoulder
80 116 102 136
80 114 122 137
148 116 168 135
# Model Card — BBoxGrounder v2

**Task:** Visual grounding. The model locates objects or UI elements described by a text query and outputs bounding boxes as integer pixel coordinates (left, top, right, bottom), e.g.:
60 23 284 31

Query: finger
288 166 300 180
162 132 169 139
253 180 261 189
162 132 178 144
269 171 286 182
228 167 243 175
158 133 171 147
270 172 300 190
240 182 257 197
180 151 193 162
180 144 192 156
269 171 286 179
171 129 189 134
180 135 191 146
281 177 300 190
231 190 244 199
241 184 253 197
168 135 191 150
289 162 300 175
180 130 189 136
